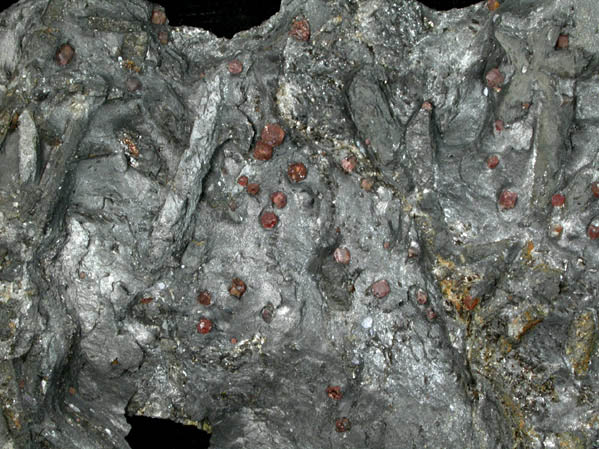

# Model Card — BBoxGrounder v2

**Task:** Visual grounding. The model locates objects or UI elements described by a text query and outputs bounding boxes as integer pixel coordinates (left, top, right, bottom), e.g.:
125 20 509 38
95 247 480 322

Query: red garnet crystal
289 19 310 42
326 386 343 400
498 190 518 209
197 318 213 334
197 291 211 306
371 280 390 298
227 59 243 75
270 191 287 209
288 162 307 182
261 211 279 229
261 124 285 147
551 194 565 207
253 141 273 161
229 278 247 298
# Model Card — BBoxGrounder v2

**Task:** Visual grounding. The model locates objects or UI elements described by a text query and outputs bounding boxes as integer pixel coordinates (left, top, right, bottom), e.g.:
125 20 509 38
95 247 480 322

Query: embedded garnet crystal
288 162 307 182
335 417 351 433
333 247 351 265
498 190 518 209
371 279 390 298
588 220 599 240
55 43 74 66
360 178 374 191
253 141 273 161
486 155 500 169
289 19 310 42
551 193 565 207
151 8 167 25
237 175 249 187
247 183 260 195
229 278 246 298
197 318 213 334
261 124 285 147
197 291 211 306
261 211 279 229
341 156 357 173
591 182 599 198
270 191 287 209
227 59 243 75
485 68 504 88
326 386 343 400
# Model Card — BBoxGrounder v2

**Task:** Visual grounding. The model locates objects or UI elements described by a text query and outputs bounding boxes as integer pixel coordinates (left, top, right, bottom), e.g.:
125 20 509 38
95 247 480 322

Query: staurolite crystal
0 0 598 448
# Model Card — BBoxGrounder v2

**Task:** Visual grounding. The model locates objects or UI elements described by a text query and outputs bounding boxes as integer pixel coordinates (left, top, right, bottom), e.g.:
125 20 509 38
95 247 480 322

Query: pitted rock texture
0 0 598 448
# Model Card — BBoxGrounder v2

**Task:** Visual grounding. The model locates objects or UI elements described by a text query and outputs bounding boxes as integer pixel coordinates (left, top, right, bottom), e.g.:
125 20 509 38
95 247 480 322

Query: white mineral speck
361 316 373 329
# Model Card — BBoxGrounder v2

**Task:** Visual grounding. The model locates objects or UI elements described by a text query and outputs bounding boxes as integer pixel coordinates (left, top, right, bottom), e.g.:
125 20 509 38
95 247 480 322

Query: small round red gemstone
341 156 357 173
270 191 287 208
551 193 565 207
371 279 390 298
237 175 249 187
588 223 599 240
498 190 518 209
227 59 243 75
247 183 260 195
494 120 504 132
261 124 285 147
229 278 247 298
289 18 310 41
591 182 599 198
326 386 342 400
485 68 504 88
197 291 211 306
335 417 351 433
151 9 167 24
261 211 278 229
197 318 213 334
288 162 307 182
416 289 427 305
486 155 500 169
253 141 273 161
333 247 351 264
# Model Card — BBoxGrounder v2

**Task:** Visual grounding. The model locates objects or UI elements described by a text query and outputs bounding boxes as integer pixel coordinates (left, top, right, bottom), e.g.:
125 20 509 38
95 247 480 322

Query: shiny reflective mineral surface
0 0 598 448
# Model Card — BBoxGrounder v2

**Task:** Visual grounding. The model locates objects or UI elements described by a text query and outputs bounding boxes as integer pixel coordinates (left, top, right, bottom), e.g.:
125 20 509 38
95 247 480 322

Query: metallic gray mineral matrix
0 0 598 447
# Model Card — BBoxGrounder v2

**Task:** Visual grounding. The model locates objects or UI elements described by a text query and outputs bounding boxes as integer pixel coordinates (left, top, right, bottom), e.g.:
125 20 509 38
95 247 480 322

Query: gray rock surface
0 0 598 447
